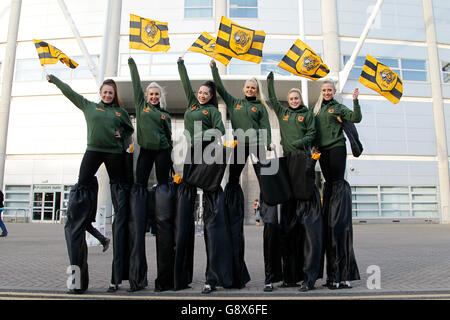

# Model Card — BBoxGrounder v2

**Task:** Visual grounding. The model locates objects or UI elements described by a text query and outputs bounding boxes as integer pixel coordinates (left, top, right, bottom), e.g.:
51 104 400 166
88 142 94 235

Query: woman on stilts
178 57 233 294
127 57 173 292
210 59 273 289
313 80 361 290
47 74 134 294
266 71 320 292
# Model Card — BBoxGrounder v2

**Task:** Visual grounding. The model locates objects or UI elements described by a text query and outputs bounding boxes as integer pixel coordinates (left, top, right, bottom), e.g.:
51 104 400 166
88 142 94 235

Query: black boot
110 183 130 287
173 182 196 290
203 186 233 289
323 180 360 284
224 182 250 288
64 178 98 294
261 201 282 286
128 184 148 292
154 182 177 292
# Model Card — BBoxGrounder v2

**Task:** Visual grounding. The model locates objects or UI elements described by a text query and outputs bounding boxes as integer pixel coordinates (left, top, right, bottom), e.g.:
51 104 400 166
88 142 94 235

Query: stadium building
0 0 449 224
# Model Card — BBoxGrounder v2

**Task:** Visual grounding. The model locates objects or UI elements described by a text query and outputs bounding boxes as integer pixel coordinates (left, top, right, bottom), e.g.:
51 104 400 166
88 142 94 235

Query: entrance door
32 191 62 222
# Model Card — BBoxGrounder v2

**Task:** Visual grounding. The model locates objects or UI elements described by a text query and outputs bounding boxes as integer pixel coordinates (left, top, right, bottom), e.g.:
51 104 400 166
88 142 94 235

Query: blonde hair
313 80 336 116
287 88 305 107
146 82 167 110
246 77 269 109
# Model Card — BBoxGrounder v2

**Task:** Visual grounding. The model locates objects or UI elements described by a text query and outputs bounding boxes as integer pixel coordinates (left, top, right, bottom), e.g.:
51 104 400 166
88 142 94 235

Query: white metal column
320 0 341 82
422 0 450 223
0 0 22 189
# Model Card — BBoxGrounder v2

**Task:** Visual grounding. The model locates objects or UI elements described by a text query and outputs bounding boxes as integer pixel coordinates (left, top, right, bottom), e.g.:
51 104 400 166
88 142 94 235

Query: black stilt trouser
260 201 282 285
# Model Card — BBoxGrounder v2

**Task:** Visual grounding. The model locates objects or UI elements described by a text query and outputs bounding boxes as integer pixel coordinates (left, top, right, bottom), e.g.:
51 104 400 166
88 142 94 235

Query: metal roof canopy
114 75 325 115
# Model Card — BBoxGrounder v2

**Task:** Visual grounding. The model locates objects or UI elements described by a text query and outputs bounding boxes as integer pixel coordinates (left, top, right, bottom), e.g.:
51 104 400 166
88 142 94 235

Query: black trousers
318 146 347 182
228 144 267 185
136 148 172 186
78 151 125 186
86 224 107 245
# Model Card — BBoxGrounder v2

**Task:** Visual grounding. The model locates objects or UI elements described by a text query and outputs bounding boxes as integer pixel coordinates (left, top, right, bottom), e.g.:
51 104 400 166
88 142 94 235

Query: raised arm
128 57 146 109
340 98 362 123
291 111 316 151
258 105 272 148
177 57 196 106
210 60 236 108
266 71 283 115
47 74 90 111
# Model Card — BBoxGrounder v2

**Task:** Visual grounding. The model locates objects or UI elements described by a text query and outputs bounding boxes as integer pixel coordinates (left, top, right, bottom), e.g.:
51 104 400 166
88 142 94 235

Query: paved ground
1 222 450 301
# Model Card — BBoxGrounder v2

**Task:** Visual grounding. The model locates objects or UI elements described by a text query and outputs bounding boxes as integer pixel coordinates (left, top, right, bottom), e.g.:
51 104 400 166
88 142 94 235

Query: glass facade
229 0 258 18
352 186 439 219
184 0 213 18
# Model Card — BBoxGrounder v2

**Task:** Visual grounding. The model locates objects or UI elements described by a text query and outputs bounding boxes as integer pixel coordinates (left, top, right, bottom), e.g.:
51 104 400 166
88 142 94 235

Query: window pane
402 59 426 70
72 67 92 79
184 52 210 63
5 193 29 200
354 186 378 192
381 210 410 217
16 69 43 81
411 186 436 193
378 58 399 68
349 67 363 79
185 8 213 18
413 210 438 217
262 54 283 64
381 194 409 202
230 8 258 18
354 203 379 210
443 73 450 83
185 0 212 6
402 70 427 81
355 211 379 217
412 203 438 210
231 0 258 6
412 194 436 201
381 186 408 192
228 63 259 75
354 194 378 201
261 64 290 75
381 203 409 210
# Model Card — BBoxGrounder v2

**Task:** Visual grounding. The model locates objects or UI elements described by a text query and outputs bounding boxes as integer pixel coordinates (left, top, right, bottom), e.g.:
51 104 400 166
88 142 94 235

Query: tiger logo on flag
230 26 253 54
377 66 397 91
142 21 161 48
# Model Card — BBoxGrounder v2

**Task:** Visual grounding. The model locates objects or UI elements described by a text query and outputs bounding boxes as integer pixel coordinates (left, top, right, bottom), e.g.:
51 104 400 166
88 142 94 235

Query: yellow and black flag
215 16 265 64
188 31 232 66
33 39 78 69
359 54 403 104
129 14 170 52
278 39 329 80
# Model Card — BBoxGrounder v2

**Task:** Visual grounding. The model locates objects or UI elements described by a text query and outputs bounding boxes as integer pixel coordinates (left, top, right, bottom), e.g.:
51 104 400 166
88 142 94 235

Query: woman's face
197 85 212 104
100 84 115 104
288 91 302 109
244 80 258 98
147 87 161 105
321 83 336 101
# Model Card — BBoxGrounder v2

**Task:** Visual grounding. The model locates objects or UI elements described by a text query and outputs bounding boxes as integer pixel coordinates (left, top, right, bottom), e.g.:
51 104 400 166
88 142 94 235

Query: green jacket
49 75 134 154
314 98 362 150
267 72 316 154
178 60 225 145
211 62 271 148
128 57 172 150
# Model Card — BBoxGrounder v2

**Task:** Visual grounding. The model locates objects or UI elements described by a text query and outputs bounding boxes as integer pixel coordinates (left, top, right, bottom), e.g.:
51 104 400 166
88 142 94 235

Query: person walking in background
0 190 8 237
254 199 261 226
128 56 174 292
313 80 361 290
47 74 134 294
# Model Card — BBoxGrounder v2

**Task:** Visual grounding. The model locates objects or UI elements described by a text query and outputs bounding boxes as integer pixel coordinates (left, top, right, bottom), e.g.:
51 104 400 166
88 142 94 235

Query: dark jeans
0 210 7 234
318 146 347 182
78 151 125 186
135 148 172 186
